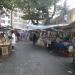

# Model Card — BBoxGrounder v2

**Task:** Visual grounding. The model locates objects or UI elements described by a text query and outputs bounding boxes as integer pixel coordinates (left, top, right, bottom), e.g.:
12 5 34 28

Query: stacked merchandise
0 36 12 56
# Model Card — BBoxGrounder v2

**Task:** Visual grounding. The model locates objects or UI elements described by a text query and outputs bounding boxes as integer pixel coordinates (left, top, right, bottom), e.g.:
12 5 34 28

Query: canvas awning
24 24 68 31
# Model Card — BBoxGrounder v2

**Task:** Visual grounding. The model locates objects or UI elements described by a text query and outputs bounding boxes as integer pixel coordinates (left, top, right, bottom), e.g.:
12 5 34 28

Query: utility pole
0 10 1 26
63 0 68 23
11 10 13 28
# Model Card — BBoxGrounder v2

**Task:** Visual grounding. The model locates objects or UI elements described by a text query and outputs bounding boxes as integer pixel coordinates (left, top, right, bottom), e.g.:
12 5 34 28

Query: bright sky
53 0 75 19
58 0 75 10
67 0 75 9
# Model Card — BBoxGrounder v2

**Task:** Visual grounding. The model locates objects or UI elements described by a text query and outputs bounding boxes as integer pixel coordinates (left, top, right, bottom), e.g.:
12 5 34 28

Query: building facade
0 8 26 29
67 8 75 23
0 11 11 27
12 8 25 29
51 8 75 24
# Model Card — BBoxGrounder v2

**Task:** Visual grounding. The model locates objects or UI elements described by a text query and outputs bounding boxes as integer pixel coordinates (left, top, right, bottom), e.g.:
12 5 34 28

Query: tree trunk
31 20 39 25
45 0 56 25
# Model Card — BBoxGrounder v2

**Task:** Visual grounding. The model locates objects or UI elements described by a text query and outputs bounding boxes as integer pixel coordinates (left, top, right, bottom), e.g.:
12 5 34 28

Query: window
1 20 5 23
8 20 10 23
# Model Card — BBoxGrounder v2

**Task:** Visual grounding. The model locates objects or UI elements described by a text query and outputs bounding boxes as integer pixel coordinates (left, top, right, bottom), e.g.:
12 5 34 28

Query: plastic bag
68 46 74 52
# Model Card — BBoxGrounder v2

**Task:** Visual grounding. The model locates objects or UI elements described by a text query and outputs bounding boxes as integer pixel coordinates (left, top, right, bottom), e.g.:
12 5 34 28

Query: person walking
11 30 16 49
32 33 37 46
15 31 20 41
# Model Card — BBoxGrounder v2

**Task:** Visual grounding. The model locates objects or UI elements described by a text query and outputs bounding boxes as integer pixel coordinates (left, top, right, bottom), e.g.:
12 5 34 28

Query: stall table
0 37 12 56
0 44 12 56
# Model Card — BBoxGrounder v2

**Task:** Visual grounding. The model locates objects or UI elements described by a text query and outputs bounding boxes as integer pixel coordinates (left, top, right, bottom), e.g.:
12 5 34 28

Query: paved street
0 41 75 75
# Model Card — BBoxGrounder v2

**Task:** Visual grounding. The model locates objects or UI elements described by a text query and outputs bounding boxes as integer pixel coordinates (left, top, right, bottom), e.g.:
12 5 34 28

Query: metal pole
63 0 68 23
11 10 13 28
0 10 1 26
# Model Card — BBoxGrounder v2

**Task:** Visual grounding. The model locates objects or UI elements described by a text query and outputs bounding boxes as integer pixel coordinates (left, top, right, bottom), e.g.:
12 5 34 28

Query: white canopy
24 24 68 31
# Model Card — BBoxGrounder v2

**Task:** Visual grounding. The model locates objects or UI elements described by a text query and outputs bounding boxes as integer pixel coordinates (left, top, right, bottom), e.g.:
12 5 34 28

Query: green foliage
16 0 59 24
0 0 60 24
0 0 17 14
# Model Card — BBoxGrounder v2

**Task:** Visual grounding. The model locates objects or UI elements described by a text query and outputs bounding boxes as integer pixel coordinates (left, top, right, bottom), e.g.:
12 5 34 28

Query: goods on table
0 37 12 56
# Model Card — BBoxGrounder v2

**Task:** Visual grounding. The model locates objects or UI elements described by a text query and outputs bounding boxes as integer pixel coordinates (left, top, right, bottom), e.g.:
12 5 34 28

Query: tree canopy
0 0 16 15
0 0 60 25
16 0 59 25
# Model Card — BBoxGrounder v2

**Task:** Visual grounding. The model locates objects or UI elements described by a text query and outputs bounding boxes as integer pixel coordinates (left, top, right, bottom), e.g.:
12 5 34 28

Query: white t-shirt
12 33 16 45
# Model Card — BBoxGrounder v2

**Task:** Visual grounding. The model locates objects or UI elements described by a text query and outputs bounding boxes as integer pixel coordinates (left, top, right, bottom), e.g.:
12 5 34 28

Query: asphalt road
0 41 75 75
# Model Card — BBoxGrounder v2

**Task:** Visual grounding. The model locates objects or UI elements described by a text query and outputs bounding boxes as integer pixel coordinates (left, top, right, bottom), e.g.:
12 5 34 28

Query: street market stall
27 24 73 57
0 27 12 56
0 37 12 56
37 28 57 48
26 24 58 47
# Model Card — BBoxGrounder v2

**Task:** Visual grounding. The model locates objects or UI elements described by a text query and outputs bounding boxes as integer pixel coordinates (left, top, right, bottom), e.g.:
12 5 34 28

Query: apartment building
67 8 75 23
0 8 26 29
0 11 11 27
51 8 75 25
12 8 25 29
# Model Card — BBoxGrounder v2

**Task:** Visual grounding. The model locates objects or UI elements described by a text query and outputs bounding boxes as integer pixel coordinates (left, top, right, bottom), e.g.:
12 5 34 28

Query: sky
53 0 75 19
58 0 75 10
67 0 75 9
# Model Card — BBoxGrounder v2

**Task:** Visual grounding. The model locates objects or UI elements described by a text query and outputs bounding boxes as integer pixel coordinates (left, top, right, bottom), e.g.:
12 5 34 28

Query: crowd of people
1 29 75 57
0 29 75 61
0 29 30 49
31 30 75 57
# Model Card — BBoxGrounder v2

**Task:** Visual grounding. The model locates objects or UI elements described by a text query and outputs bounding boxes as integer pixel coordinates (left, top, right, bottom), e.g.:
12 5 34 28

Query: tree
0 0 16 15
16 0 59 25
